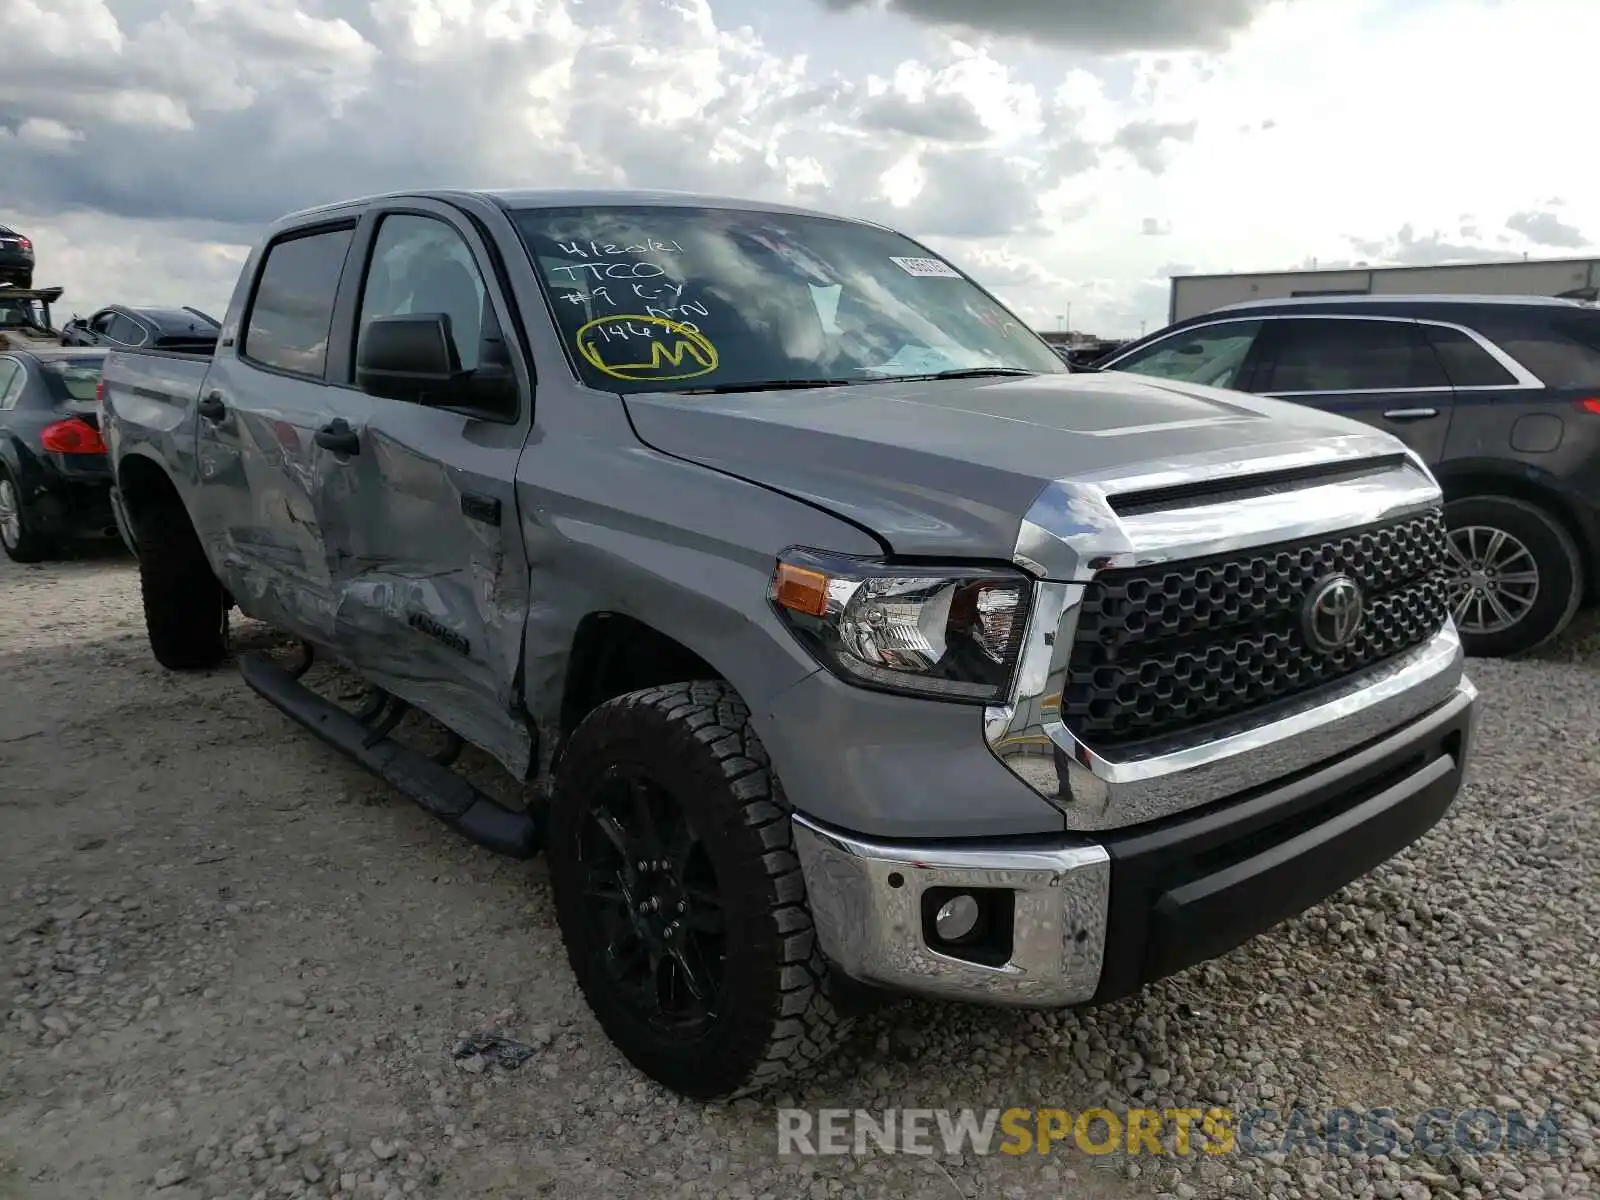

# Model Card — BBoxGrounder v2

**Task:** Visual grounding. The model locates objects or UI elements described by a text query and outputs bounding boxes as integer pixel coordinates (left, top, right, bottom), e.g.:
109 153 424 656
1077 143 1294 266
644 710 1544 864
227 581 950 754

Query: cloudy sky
4 0 1597 337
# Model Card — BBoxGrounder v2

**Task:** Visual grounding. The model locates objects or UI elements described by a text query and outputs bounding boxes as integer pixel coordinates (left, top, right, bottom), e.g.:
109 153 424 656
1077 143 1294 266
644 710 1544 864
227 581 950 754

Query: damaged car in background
100 188 1478 1100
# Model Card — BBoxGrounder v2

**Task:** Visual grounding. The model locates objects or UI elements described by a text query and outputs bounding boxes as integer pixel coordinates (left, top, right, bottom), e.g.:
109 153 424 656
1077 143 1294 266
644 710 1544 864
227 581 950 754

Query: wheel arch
0 433 25 481
114 449 186 532
557 611 727 741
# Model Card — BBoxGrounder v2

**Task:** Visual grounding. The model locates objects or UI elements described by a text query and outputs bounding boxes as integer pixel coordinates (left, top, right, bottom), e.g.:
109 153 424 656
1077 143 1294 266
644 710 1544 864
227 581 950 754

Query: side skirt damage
238 652 541 859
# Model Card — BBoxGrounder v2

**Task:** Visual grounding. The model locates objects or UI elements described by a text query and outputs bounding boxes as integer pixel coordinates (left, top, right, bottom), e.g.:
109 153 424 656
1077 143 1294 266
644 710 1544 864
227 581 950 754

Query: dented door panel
195 355 370 643
328 398 534 778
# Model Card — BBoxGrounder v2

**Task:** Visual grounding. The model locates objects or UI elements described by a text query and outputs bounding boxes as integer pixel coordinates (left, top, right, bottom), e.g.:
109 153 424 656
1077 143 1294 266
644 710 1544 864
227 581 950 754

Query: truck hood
622 371 1409 564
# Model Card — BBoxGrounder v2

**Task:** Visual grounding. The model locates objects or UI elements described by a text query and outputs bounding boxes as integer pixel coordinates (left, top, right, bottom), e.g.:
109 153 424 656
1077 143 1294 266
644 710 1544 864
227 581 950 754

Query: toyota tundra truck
100 188 1478 1100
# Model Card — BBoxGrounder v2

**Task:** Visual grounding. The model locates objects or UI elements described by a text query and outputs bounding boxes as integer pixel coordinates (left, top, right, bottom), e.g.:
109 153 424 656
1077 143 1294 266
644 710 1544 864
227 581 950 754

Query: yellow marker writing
574 313 719 382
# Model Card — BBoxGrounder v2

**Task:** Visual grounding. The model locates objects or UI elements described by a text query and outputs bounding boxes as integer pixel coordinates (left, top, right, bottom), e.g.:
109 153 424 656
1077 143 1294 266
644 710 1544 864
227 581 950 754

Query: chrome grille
1064 508 1451 748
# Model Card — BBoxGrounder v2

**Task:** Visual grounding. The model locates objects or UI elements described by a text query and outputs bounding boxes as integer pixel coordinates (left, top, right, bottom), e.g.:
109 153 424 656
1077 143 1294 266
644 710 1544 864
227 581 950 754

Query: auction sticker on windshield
889 256 961 279
574 314 719 382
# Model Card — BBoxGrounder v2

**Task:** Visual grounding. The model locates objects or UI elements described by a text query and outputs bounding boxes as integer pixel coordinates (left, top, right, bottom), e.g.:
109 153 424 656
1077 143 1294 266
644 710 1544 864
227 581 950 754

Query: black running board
238 652 541 859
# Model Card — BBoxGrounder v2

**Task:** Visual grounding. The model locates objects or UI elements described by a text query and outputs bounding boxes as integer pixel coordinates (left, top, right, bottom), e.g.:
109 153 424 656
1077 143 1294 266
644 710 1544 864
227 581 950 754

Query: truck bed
100 347 214 477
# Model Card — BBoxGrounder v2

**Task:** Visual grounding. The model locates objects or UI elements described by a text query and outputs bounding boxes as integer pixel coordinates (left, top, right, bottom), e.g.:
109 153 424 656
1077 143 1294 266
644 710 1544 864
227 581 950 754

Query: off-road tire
133 496 228 669
548 680 852 1100
0 466 54 563
1445 494 1583 658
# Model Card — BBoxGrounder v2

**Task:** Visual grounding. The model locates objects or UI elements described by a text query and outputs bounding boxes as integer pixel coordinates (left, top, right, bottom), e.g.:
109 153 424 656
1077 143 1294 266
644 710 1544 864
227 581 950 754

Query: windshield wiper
672 379 860 395
887 367 1039 382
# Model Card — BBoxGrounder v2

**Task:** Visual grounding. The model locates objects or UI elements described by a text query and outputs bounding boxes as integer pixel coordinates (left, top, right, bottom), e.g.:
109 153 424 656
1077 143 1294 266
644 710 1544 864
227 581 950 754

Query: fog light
934 894 981 942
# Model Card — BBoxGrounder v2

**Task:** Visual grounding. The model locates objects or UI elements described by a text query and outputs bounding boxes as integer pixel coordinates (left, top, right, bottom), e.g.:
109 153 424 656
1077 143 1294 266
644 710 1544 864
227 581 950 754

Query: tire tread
133 497 227 670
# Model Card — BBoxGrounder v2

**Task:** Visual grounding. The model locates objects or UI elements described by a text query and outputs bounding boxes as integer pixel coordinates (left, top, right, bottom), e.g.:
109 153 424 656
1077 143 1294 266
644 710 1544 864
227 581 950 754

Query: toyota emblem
1303 574 1364 652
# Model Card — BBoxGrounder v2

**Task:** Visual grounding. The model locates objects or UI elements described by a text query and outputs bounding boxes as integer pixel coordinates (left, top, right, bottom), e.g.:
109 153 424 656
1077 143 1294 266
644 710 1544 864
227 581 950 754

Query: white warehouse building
1167 255 1600 324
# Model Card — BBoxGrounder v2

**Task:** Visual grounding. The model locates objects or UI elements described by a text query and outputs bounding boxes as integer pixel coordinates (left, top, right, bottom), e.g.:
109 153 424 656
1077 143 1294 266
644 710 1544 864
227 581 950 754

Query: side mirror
356 313 472 403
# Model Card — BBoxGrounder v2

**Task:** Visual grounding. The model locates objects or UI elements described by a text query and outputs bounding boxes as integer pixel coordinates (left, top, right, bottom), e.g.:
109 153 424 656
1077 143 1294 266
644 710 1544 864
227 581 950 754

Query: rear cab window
242 224 357 378
507 204 1064 394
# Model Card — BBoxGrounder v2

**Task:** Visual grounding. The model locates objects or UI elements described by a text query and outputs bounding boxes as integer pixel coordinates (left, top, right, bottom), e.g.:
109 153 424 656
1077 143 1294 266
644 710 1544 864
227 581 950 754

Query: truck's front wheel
133 497 228 670
548 681 851 1100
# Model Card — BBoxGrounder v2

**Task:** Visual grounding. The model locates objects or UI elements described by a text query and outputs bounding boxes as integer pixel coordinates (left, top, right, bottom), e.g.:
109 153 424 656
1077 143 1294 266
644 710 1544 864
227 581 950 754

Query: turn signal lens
40 418 107 455
772 562 830 617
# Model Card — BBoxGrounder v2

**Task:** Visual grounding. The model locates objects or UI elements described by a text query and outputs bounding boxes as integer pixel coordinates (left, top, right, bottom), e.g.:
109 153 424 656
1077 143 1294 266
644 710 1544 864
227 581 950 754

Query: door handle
460 493 501 526
314 418 360 456
197 393 226 422
1383 407 1439 421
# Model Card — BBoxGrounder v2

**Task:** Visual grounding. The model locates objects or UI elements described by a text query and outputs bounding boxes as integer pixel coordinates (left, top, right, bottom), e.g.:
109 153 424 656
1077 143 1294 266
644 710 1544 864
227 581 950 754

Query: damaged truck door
331 204 536 778
195 221 367 638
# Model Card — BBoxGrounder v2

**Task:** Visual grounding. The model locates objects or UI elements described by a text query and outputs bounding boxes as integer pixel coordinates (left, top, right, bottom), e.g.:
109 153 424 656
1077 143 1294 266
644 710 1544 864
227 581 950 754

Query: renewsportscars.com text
776 1106 1564 1158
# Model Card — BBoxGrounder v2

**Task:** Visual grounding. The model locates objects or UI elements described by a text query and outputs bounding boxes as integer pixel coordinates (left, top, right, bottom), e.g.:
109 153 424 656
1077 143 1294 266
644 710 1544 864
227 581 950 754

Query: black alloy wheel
578 766 726 1037
548 681 851 1100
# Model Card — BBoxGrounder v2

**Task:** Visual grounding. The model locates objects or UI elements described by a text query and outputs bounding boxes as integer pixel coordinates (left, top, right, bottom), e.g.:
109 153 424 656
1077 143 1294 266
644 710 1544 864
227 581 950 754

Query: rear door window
1255 318 1447 392
242 225 356 378
1106 320 1262 389
1421 325 1519 387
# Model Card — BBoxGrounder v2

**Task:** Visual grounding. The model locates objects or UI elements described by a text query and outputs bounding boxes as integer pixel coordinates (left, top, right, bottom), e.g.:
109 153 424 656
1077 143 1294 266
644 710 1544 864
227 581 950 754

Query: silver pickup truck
101 188 1478 1100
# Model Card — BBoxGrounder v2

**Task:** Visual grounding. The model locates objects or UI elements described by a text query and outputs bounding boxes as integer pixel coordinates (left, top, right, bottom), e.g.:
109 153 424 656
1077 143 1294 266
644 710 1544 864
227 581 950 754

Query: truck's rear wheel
133 497 228 669
548 681 851 1100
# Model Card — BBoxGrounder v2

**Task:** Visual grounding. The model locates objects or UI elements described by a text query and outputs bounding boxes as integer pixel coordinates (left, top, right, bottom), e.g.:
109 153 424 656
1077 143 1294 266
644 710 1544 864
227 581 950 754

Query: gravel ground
1 546 1596 1200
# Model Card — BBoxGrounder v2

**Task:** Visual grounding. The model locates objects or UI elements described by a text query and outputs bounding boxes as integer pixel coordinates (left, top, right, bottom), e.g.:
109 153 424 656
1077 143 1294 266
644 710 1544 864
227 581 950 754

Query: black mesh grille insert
1064 509 1451 748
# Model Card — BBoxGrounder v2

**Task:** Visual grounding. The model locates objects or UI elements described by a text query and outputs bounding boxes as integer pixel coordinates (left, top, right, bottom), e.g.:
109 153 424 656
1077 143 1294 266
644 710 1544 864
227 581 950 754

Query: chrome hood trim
1012 432 1437 581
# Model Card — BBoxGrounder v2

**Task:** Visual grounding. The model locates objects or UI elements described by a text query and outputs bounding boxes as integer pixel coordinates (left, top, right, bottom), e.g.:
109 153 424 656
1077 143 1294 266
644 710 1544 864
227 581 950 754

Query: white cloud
1 0 1596 338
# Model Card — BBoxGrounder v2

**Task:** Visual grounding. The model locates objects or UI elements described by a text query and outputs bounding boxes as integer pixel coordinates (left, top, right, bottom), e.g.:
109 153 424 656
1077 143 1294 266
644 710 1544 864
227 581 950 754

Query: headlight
768 548 1034 703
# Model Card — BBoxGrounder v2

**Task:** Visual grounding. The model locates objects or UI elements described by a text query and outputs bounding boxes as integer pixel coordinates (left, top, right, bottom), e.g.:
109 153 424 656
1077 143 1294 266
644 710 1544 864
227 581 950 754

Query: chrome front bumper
794 675 1478 1008
792 817 1111 1007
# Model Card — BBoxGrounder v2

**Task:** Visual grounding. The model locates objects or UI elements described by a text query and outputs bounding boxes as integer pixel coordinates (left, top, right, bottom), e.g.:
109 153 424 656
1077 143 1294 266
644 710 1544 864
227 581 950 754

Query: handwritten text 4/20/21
555 239 684 259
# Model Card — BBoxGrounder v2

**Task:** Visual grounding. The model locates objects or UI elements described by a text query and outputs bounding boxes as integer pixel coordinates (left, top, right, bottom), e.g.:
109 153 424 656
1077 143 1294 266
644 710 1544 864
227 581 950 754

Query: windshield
510 205 1064 394
41 358 104 404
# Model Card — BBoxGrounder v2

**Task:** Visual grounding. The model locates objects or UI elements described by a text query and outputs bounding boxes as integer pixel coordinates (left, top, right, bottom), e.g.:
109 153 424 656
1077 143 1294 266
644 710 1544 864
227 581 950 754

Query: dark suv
1096 294 1600 657
0 225 35 289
